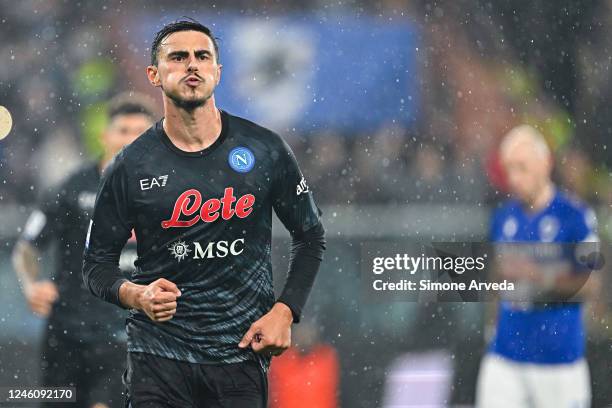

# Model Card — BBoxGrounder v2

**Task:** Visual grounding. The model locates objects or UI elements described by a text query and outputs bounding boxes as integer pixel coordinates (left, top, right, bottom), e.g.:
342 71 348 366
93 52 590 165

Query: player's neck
98 157 110 174
162 96 222 152
526 181 555 213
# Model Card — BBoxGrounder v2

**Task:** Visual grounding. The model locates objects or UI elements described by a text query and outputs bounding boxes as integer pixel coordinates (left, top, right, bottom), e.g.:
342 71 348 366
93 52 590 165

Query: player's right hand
24 280 59 317
138 278 181 322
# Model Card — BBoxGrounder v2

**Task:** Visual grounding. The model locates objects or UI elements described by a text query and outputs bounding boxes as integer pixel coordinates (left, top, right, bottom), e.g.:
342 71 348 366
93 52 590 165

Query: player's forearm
12 241 40 292
82 258 129 308
552 273 599 299
277 222 326 323
531 272 598 303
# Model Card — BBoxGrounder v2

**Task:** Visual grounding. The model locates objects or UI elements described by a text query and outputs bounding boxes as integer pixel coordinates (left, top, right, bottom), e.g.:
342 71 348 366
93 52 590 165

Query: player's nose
187 55 199 71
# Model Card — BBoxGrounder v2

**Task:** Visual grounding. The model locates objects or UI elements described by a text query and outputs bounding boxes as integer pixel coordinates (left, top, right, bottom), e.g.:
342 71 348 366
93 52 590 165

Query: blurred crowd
1 0 610 212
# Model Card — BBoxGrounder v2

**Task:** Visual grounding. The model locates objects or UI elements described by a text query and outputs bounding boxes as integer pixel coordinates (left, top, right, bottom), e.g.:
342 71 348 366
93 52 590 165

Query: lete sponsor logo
161 187 255 229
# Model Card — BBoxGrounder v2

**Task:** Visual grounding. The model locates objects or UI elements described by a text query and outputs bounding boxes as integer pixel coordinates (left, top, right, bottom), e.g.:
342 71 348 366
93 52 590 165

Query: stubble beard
163 84 213 112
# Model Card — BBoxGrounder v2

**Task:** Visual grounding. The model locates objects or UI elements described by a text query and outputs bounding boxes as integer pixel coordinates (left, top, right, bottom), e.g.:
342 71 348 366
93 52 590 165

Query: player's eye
171 55 184 61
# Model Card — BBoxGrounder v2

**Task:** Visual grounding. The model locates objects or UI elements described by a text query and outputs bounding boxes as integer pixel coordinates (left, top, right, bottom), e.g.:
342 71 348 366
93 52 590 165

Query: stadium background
1 0 611 406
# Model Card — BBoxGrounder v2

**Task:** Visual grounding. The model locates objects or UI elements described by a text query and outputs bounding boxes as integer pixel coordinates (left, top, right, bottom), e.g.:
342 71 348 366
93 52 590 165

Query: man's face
501 140 550 203
103 113 153 157
148 30 221 110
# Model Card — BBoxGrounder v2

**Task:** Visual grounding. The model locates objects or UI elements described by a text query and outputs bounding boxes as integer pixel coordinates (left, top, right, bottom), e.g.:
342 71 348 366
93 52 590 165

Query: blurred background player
476 124 600 408
12 93 156 408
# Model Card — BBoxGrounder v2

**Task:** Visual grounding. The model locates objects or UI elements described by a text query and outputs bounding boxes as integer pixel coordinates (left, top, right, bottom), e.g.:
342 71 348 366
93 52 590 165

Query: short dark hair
107 92 158 121
150 19 220 66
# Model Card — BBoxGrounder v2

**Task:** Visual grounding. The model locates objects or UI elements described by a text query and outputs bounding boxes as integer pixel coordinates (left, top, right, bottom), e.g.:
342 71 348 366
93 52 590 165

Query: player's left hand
238 302 293 356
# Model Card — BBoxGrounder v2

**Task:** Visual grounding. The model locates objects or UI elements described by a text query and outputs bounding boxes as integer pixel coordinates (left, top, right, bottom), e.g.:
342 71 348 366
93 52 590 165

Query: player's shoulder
118 122 159 161
104 122 159 174
551 189 597 233
54 160 97 190
34 161 95 205
225 111 286 148
551 189 593 218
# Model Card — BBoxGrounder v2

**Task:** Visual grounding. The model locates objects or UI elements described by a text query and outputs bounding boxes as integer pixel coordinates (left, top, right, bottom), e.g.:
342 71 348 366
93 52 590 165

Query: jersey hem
127 344 256 365
487 349 584 365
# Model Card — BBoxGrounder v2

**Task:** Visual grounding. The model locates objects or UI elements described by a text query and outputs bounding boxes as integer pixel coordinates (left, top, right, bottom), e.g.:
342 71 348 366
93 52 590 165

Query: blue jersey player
476 125 599 408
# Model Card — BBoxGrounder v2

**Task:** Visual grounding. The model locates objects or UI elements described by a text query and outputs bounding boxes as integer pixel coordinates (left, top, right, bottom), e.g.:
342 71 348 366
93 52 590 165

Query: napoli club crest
228 147 255 173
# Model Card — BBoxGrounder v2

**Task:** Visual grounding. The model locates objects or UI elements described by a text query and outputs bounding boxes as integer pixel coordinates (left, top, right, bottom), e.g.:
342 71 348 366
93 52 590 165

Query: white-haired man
476 125 599 408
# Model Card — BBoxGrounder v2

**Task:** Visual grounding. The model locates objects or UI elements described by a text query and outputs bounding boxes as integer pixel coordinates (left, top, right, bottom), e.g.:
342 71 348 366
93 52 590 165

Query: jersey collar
157 110 229 158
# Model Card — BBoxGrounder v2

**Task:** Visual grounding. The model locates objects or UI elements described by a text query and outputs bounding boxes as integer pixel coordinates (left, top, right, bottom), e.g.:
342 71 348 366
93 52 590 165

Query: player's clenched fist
119 278 181 322
138 278 182 322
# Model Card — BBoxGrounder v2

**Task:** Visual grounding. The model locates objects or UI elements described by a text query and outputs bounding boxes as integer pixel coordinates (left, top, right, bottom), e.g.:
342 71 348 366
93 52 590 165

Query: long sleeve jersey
83 110 325 366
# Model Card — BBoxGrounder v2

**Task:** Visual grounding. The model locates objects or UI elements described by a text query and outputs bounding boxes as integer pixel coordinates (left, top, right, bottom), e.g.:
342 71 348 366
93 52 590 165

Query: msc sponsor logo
168 240 191 262
168 238 245 262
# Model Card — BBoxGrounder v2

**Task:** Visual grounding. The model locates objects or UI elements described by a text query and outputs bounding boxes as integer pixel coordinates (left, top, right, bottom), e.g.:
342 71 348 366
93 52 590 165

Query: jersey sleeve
82 154 134 307
271 138 321 234
21 184 67 249
271 137 325 322
573 206 598 242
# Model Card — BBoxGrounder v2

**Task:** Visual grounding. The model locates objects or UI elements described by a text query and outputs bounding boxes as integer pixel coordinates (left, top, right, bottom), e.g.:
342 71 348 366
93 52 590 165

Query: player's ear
215 63 222 85
146 65 161 87
545 152 554 175
100 127 110 150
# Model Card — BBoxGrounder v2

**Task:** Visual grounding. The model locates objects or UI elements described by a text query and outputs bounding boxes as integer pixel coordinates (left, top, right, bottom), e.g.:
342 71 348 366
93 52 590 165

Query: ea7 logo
140 175 168 190
296 177 309 196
